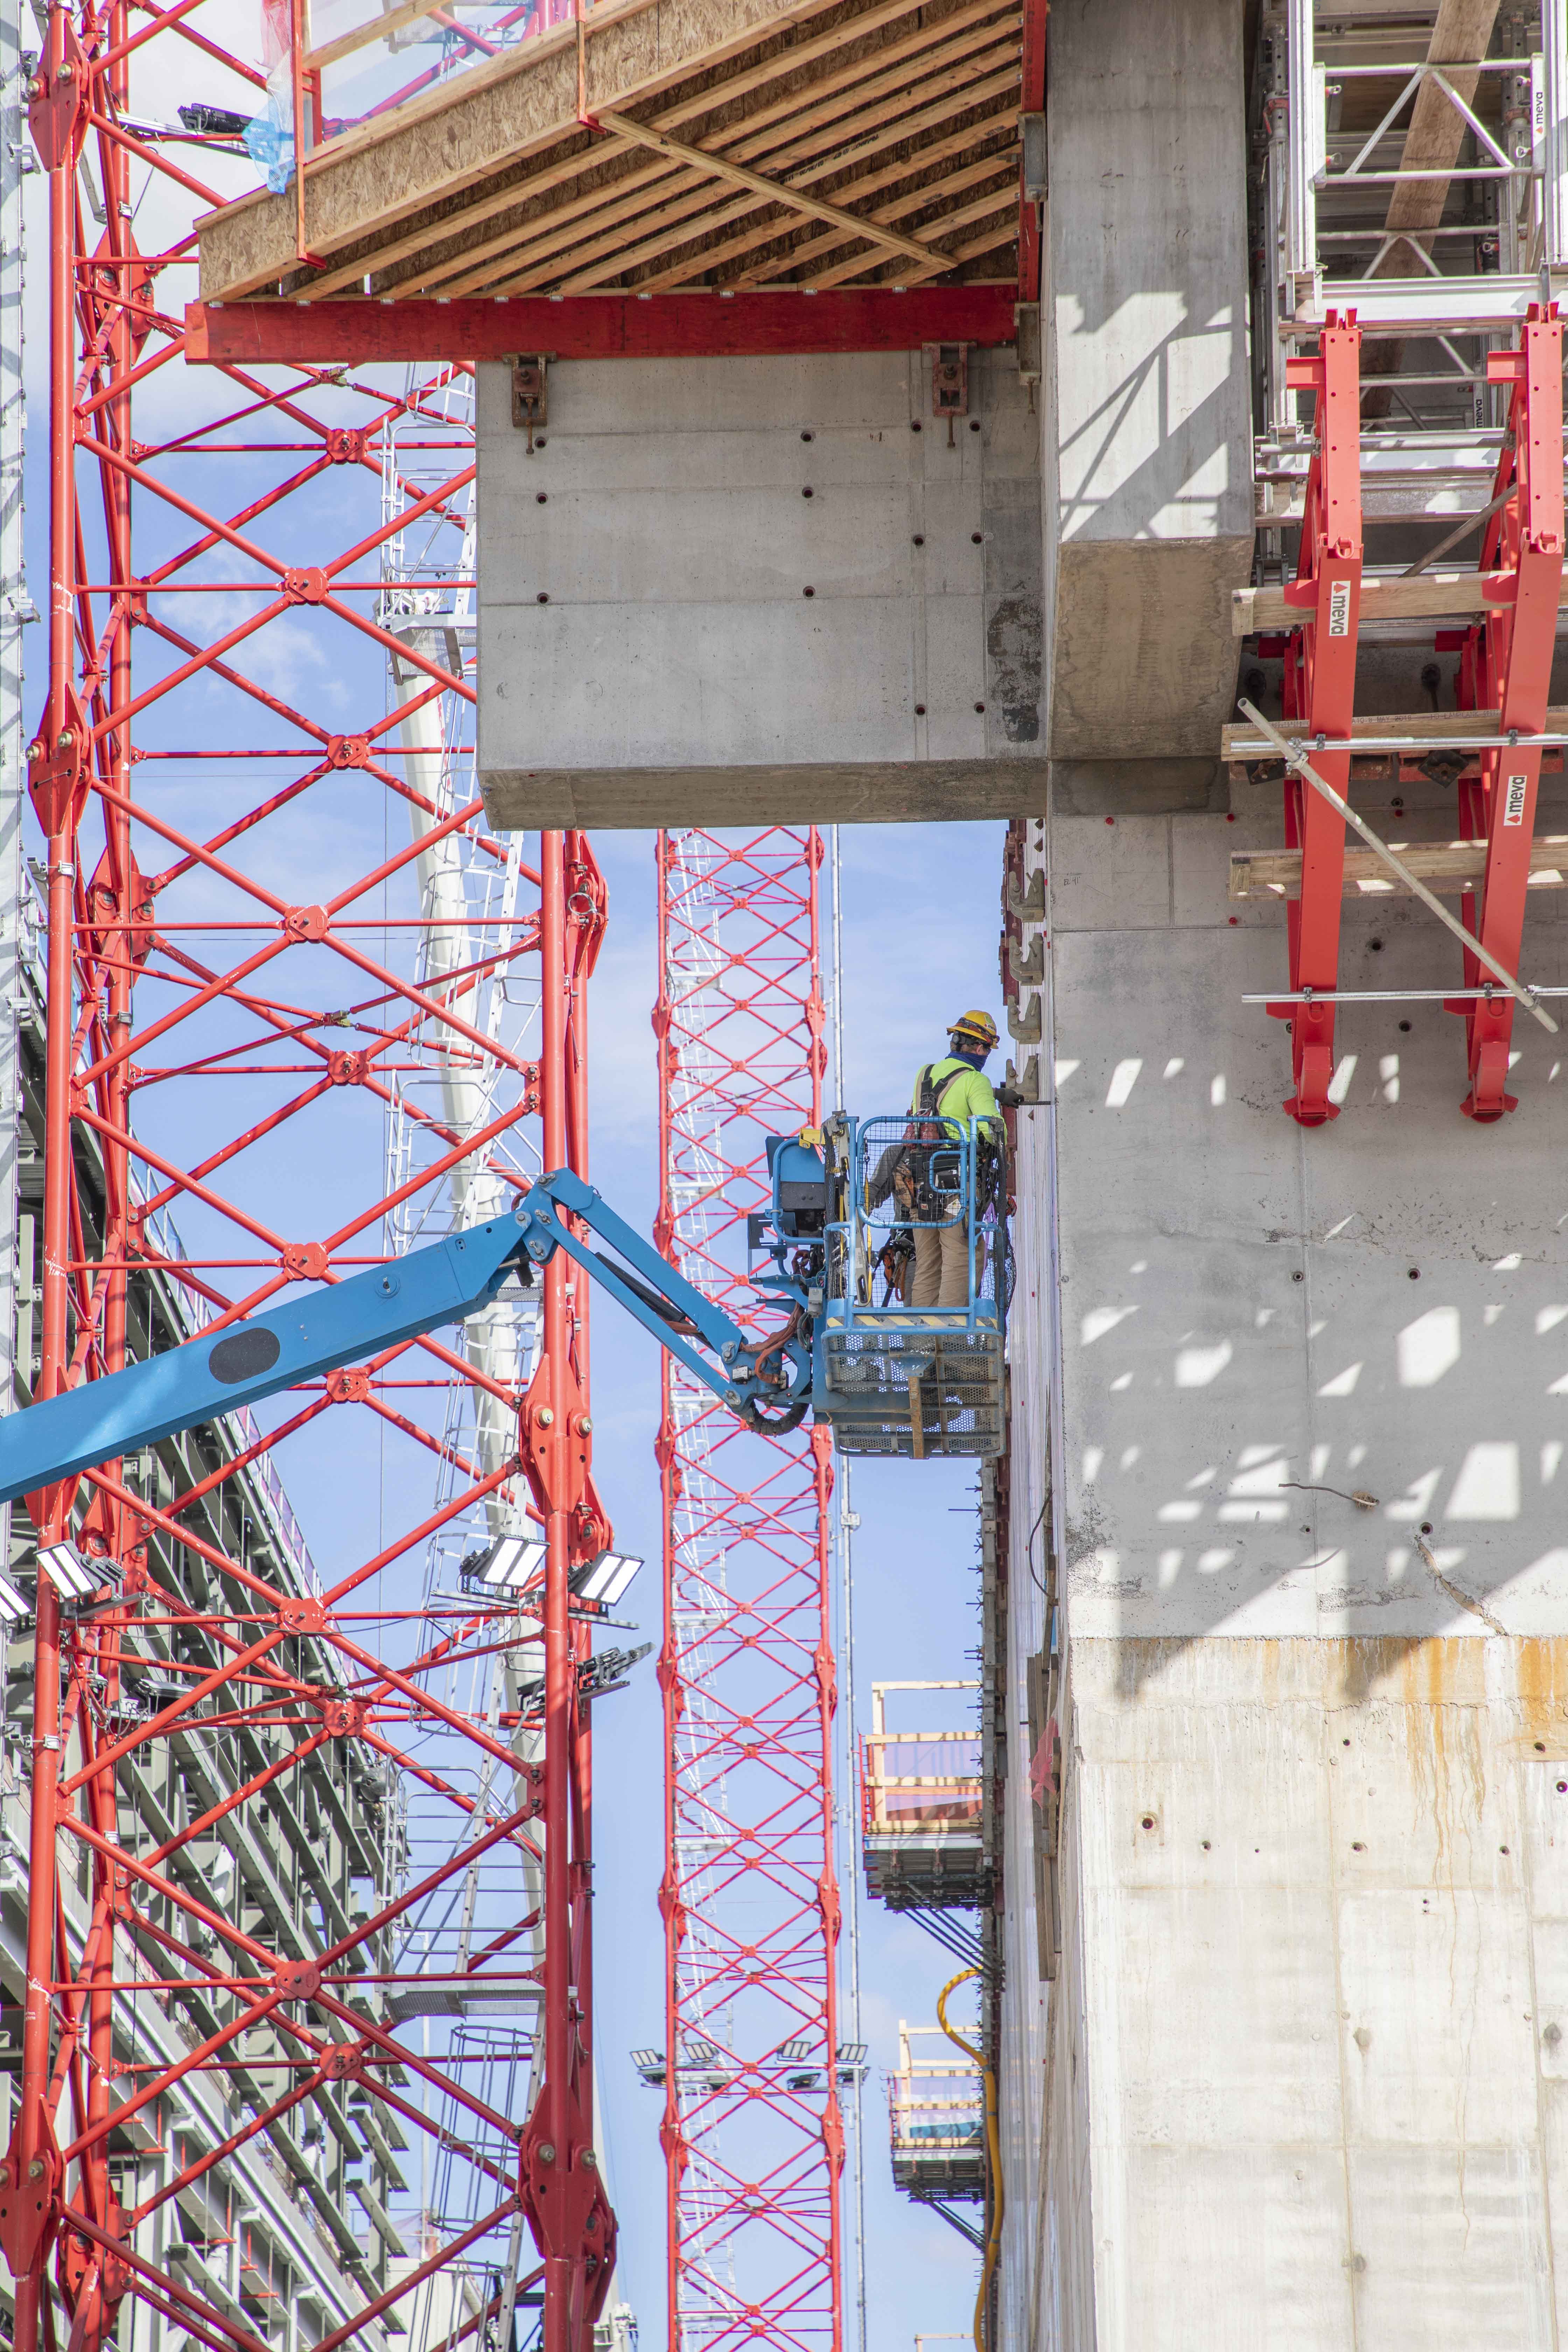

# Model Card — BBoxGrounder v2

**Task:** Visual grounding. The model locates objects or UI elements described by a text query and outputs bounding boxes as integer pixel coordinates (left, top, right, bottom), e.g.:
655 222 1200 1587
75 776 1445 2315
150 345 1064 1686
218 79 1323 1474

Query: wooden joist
1222 705 1568 762
407 22 1019 298
1229 837 1568 901
196 0 1024 305
595 106 958 268
1233 570 1568 637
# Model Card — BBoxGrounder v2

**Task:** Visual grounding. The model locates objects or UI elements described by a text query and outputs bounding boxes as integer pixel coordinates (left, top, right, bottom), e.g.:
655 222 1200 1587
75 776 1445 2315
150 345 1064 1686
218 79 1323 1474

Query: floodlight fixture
36 1543 120 1604
0 1570 31 1624
459 1534 547 1592
569 1549 643 1607
835 2039 870 2085
630 2048 666 2087
778 2038 814 2063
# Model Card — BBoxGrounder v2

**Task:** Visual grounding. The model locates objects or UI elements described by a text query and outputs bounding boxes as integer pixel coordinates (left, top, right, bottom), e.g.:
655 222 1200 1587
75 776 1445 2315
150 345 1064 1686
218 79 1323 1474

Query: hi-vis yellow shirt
910 1057 1002 1141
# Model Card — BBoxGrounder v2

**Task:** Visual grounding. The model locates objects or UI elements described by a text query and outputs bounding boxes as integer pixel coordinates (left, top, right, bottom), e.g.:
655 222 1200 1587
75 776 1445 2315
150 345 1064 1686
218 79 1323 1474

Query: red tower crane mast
3 3 615 2347
652 827 842 2352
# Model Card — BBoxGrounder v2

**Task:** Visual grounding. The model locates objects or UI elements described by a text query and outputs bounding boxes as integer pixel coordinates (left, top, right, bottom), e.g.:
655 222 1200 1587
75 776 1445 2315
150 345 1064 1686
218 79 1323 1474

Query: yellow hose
936 1965 1002 2352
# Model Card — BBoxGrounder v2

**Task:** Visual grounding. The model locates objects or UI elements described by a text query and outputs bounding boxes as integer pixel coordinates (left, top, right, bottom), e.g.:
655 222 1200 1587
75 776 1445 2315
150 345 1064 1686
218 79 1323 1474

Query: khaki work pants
912 1208 975 1309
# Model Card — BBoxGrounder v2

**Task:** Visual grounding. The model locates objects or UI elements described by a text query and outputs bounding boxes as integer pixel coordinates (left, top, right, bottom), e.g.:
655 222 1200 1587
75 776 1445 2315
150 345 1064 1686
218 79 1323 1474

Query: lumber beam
591 105 956 269
1222 705 1568 761
1230 836 1568 900
1234 571 1568 637
184 285 1020 363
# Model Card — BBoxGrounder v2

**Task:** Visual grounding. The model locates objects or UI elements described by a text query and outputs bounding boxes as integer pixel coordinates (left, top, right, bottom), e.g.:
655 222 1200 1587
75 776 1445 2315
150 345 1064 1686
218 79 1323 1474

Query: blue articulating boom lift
0 1113 1007 1505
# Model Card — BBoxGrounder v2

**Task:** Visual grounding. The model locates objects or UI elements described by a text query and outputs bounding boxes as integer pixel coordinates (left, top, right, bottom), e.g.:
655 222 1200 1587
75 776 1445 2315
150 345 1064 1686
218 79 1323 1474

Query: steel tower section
0 0 25 1531
652 828 842 2352
3 4 616 2347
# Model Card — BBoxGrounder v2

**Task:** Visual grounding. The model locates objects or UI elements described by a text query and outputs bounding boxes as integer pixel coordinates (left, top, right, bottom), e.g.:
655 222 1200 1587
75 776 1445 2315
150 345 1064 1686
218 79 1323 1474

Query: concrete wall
475 350 1046 830
1042 0 1252 806
1004 789 1568 2347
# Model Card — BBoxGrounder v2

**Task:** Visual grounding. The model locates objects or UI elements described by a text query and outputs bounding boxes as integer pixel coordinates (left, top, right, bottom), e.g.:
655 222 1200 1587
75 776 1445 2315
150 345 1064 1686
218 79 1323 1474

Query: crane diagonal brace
0 1172 811 1509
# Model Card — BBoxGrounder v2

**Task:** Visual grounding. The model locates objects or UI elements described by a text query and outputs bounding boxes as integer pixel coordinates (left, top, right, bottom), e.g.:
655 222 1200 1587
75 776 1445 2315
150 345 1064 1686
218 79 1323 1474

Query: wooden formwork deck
196 0 1024 306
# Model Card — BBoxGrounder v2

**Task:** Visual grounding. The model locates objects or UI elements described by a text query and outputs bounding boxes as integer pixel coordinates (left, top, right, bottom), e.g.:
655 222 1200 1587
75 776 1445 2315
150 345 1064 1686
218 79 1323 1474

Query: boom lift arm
0 1167 816 1508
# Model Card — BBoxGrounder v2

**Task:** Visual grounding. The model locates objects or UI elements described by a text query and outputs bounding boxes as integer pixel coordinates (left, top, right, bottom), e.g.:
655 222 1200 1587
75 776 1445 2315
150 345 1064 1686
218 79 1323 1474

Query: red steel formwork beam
651 831 841 2352
1268 313 1364 1127
186 289 1022 368
3 8 616 2352
1446 307 1566 1122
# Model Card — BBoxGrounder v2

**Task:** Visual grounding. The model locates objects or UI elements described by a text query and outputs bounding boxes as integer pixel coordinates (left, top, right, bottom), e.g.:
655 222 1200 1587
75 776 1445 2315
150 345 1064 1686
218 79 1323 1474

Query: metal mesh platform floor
822 1319 1005 1458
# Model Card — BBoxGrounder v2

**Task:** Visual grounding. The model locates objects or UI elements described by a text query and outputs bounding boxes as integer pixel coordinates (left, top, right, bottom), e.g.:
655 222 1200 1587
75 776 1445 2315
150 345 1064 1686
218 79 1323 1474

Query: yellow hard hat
949 1008 999 1050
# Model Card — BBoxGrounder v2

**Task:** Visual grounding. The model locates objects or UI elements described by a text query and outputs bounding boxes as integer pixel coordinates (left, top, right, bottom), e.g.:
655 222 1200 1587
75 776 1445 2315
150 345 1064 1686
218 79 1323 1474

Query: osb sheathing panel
198 0 858 298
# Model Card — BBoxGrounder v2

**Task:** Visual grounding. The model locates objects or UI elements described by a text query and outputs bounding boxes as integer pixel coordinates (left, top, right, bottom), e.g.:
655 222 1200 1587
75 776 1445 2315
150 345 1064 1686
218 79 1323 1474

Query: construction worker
908 1010 1003 1309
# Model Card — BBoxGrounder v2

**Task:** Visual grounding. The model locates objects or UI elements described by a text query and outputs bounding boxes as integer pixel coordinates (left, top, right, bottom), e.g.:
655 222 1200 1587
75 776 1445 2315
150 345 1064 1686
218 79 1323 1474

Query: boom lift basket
809 1114 1008 1461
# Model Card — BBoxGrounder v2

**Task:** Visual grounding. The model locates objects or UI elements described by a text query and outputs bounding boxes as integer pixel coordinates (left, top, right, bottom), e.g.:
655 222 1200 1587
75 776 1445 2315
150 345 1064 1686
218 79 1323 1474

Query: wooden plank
799 154 1017 289
729 111 1017 287
1229 836 1568 900
1234 569 1568 637
654 0 1016 132
638 66 1019 288
865 197 1017 287
539 178 772 294
698 0 1017 145
307 0 453 74
434 162 722 300
595 80 1018 293
301 0 1014 300
299 137 651 302
1379 0 1503 253
1222 705 1568 758
420 27 1019 299
592 103 957 268
185 285 1022 364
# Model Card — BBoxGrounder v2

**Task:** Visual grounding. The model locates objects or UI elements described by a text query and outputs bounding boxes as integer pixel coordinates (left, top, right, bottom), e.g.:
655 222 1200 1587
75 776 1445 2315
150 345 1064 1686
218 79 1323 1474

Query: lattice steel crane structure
0 0 621 2346
651 829 845 2352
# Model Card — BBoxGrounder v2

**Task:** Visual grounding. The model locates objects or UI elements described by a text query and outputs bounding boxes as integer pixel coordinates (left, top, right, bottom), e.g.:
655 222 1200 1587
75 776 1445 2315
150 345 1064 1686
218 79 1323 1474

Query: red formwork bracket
1269 312 1364 1126
1443 307 1566 1120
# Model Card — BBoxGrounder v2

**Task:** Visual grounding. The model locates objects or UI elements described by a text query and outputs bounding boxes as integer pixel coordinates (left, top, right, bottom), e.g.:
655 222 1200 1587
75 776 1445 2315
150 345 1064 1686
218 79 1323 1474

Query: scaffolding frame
1235 0 1568 1123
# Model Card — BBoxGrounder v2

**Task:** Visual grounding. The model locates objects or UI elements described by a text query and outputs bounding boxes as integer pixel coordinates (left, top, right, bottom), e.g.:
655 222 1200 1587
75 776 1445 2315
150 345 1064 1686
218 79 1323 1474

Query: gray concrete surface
1041 0 1253 784
1003 792 1568 2348
475 350 1046 829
